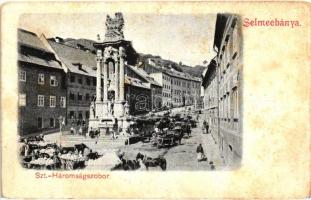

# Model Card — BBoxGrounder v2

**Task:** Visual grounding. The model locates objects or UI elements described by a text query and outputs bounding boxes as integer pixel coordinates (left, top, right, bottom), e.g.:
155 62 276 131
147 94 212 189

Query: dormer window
50 75 58 86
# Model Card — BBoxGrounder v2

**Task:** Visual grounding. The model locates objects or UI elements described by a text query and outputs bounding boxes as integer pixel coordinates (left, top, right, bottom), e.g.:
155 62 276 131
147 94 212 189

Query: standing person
95 128 100 144
206 122 209 134
196 144 205 162
70 126 75 135
78 126 83 136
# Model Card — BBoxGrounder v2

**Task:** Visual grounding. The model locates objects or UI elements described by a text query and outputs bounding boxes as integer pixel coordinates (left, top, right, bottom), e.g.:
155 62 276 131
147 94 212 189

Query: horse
111 155 140 171
136 153 167 171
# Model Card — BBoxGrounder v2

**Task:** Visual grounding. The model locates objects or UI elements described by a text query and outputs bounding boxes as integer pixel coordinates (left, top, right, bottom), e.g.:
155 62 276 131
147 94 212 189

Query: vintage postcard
1 1 310 199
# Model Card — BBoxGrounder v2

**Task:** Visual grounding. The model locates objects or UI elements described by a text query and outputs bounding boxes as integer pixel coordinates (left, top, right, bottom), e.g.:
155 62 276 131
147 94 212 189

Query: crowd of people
19 134 99 170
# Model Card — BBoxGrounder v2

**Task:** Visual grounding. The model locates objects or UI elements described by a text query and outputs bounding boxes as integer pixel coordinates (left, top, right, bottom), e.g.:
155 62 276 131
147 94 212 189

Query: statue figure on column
90 96 96 119
124 101 129 116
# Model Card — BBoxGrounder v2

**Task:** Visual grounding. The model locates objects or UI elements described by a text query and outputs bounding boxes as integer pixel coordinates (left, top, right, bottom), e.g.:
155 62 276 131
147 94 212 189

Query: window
37 117 43 129
60 97 66 108
50 76 58 86
78 112 83 119
19 94 26 106
78 93 83 101
86 111 90 119
69 93 75 101
85 93 90 101
37 95 44 107
38 73 44 85
93 78 96 86
69 111 75 119
78 76 83 84
19 70 26 82
70 75 75 83
232 52 237 60
86 77 91 86
50 96 56 108
50 118 55 128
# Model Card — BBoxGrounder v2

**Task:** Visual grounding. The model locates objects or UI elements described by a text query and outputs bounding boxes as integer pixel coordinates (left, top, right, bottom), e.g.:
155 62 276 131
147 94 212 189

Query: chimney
55 37 64 43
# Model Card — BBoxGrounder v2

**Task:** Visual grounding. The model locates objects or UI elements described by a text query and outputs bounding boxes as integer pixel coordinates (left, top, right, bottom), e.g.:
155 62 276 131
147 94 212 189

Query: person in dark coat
196 144 206 162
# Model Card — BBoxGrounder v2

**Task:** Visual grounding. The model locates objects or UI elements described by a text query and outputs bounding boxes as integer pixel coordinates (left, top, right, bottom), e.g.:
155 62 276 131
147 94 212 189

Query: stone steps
59 134 126 144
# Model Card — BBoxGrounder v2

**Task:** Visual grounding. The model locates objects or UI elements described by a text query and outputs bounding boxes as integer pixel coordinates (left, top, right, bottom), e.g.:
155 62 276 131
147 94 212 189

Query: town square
18 12 242 171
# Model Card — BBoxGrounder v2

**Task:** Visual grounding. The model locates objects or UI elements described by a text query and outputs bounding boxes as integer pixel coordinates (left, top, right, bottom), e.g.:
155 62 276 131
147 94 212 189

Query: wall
217 16 242 167
125 84 151 115
18 62 67 135
66 72 96 125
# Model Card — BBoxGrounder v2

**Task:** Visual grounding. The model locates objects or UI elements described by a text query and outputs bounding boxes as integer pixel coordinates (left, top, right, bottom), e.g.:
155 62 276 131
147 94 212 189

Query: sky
19 13 216 66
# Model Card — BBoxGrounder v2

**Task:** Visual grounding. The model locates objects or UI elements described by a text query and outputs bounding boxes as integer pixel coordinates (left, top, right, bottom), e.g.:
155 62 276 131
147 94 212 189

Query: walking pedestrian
206 122 209 134
196 144 206 162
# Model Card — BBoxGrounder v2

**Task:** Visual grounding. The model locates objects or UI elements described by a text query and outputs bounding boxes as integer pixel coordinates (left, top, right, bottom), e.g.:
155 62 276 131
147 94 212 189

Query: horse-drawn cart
151 127 184 148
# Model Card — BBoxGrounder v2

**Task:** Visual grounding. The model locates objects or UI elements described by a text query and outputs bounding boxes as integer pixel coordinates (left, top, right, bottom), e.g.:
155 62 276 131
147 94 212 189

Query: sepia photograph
17 12 242 171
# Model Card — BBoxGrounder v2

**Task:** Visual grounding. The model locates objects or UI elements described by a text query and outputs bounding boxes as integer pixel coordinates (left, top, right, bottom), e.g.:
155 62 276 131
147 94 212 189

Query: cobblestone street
44 113 225 170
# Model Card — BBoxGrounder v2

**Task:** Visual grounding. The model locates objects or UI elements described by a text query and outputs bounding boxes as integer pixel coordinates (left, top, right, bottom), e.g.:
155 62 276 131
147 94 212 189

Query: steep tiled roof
126 65 162 87
48 40 97 77
18 29 51 53
18 29 62 70
18 53 62 69
125 76 150 89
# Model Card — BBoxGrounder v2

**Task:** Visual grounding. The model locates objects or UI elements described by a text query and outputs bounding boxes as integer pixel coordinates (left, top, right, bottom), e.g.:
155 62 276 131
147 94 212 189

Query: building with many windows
202 14 242 167
18 29 67 135
125 64 162 110
202 58 218 137
145 61 202 108
42 36 97 126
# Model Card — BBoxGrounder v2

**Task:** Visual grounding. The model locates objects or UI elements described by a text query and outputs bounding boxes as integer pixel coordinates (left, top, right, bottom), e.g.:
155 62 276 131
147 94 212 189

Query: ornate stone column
119 47 125 102
96 50 102 103
114 54 119 101
103 60 108 102
103 57 109 117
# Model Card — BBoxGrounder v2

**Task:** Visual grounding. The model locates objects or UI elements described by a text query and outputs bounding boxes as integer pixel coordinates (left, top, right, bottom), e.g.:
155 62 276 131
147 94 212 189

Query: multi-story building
147 70 172 107
125 65 162 110
202 14 242 167
145 60 202 108
18 29 67 135
41 36 97 125
41 35 156 119
202 58 218 137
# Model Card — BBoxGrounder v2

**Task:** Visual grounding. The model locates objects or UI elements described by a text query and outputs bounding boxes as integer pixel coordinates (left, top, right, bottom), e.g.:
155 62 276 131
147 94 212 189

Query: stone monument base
88 115 133 136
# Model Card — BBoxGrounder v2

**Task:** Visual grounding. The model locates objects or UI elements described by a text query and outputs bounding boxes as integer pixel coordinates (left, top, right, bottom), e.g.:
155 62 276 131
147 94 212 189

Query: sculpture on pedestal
104 12 124 41
88 12 134 135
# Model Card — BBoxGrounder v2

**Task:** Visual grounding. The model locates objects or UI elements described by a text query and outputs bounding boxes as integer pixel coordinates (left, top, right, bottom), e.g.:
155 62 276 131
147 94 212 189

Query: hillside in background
50 38 206 78
138 53 206 78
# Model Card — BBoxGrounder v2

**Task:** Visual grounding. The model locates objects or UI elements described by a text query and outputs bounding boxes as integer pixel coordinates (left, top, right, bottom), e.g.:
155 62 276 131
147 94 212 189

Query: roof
18 29 62 70
18 53 62 69
18 29 52 53
126 65 162 87
149 64 201 82
125 76 150 89
214 14 231 50
202 58 217 87
48 40 97 77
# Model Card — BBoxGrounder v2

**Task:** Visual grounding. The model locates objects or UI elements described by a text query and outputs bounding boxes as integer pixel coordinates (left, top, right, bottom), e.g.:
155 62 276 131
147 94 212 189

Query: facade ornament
96 49 103 61
104 46 118 60
119 46 126 59
104 12 124 41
